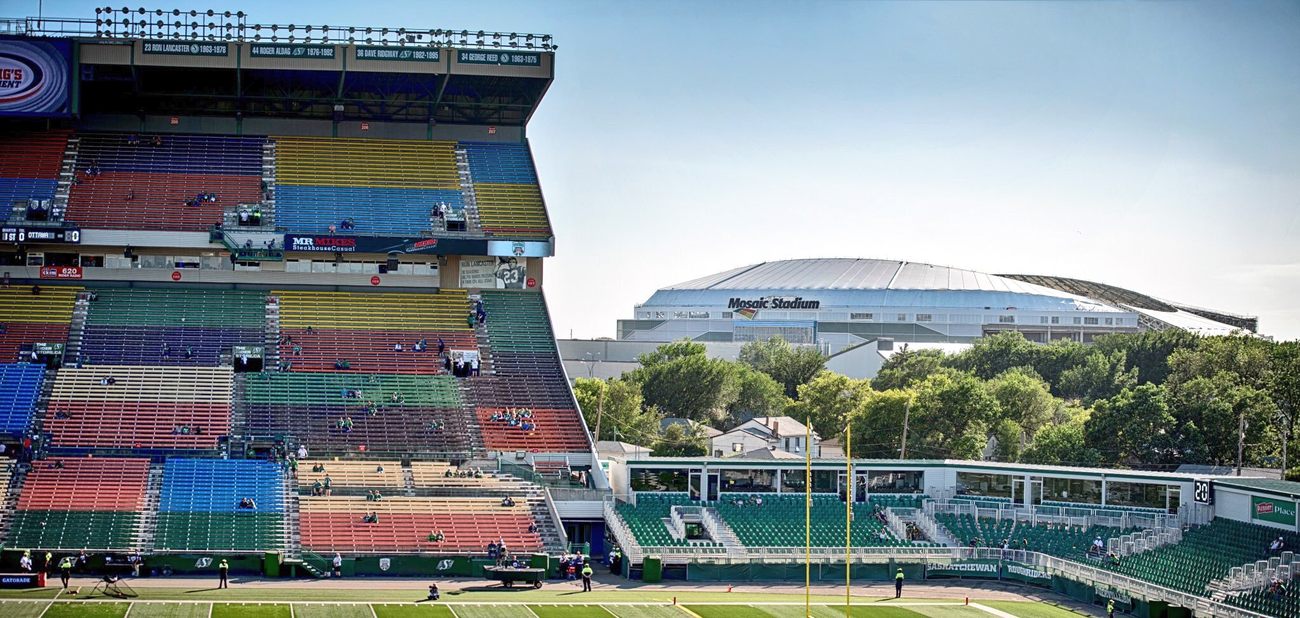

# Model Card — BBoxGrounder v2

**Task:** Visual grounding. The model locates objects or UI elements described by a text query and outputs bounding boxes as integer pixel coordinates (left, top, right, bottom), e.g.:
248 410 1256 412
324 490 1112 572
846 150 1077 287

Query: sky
26 1 1300 340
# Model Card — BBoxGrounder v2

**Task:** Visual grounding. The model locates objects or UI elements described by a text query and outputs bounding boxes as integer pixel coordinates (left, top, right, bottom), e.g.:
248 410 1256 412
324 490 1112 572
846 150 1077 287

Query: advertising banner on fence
1252 496 1298 526
38 265 82 279
0 38 72 117
1003 562 1052 587
283 234 486 256
924 560 1001 579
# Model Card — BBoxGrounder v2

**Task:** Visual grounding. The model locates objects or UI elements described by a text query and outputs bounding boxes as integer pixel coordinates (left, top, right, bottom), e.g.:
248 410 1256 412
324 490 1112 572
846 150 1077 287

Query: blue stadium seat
0 363 44 436
275 186 465 236
462 142 538 184
159 458 286 513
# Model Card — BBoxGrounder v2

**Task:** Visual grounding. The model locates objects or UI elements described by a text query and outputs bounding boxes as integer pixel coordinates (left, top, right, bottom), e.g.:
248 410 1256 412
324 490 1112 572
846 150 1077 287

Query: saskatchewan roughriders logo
379 558 391 571
195 557 212 568
436 559 454 571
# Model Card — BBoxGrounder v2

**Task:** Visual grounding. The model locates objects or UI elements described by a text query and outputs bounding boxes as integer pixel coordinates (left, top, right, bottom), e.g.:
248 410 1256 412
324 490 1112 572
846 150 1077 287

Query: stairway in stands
0 463 30 542
50 134 80 222
63 292 91 365
264 294 281 371
136 463 166 551
454 146 484 235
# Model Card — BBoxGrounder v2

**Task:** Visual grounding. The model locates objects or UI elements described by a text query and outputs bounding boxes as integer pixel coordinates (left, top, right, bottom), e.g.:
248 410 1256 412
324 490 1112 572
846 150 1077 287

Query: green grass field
0 584 1095 618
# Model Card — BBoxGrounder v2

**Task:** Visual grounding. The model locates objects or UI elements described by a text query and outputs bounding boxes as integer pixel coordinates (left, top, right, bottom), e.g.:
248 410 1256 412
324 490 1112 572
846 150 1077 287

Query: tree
1084 384 1179 467
738 336 826 399
1057 350 1138 405
628 352 740 425
1270 342 1300 475
636 339 708 367
986 367 1059 438
726 367 791 427
908 370 1001 459
652 422 708 457
849 389 914 459
1094 329 1200 385
872 347 946 391
573 378 662 446
991 418 1025 462
1022 411 1101 466
944 332 1041 380
786 372 873 440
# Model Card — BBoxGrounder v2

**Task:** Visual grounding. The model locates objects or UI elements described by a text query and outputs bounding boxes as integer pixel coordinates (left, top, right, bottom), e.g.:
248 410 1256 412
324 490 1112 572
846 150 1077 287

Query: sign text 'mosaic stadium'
727 297 821 310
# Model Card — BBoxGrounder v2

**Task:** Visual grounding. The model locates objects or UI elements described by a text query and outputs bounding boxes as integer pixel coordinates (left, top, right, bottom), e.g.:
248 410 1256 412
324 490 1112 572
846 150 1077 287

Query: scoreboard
0 226 81 244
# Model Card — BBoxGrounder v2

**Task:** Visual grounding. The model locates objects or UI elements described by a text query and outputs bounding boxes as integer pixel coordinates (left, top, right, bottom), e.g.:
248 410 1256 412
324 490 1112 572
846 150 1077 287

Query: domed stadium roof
645 258 1120 313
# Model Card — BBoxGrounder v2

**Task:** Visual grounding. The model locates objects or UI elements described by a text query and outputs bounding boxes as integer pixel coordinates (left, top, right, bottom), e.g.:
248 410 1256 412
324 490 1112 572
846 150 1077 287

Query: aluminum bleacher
0 286 80 362
80 288 266 367
273 136 460 236
6 457 149 550
45 365 233 451
0 363 44 436
274 289 472 374
239 371 477 457
155 458 286 551
299 496 542 554
66 133 264 231
0 129 68 219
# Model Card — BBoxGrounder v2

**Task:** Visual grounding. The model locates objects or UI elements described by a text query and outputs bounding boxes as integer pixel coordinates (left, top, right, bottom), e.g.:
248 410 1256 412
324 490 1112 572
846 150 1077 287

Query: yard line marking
369 602 379 618
446 604 461 618
970 603 1021 618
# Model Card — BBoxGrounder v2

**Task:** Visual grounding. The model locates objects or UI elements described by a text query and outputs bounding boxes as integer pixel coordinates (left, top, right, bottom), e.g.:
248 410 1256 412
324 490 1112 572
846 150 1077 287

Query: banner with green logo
1252 496 1298 526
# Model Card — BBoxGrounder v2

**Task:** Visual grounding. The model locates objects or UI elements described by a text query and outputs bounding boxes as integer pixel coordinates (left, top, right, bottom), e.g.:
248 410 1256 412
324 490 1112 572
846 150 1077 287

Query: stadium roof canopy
645 258 1122 313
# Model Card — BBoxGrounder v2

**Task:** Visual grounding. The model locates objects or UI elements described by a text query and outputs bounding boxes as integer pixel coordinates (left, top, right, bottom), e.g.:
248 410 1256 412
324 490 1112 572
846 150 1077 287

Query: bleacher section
299 496 542 553
298 461 406 490
0 130 68 218
936 512 1132 561
45 366 233 450
473 291 587 452
274 290 473 374
462 141 550 238
0 286 80 362
155 459 286 551
1100 518 1300 596
6 457 148 550
80 288 266 366
273 136 461 236
67 134 264 231
239 372 475 456
0 363 44 436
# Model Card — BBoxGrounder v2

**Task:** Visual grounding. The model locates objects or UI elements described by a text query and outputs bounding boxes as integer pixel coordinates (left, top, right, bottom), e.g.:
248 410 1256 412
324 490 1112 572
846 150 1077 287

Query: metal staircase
454 146 484 235
63 293 91 365
0 464 30 542
701 507 749 558
136 463 166 551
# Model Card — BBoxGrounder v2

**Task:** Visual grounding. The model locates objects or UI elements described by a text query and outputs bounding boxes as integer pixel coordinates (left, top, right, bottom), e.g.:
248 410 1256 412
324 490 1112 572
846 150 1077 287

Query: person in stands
323 474 332 496
1270 536 1286 554
394 342 403 352
501 496 515 507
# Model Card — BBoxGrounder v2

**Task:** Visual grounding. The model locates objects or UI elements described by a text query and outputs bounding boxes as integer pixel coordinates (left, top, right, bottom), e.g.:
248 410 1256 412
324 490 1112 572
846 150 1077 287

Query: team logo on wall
379 558 391 572
0 39 71 116
436 559 454 571
195 557 213 568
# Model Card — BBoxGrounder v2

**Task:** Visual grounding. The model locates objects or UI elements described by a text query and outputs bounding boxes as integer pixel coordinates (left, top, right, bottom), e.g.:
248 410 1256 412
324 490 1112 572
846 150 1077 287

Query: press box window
998 315 1015 324
1084 317 1099 325
850 313 874 321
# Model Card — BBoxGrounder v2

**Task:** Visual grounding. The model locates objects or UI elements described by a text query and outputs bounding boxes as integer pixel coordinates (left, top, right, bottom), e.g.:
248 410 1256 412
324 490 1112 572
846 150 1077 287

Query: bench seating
299 496 542 553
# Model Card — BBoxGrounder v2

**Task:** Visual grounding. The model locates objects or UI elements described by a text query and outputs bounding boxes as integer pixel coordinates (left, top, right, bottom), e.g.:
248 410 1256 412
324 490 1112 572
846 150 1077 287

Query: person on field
59 555 73 588
1107 599 1115 618
218 558 230 588
581 562 594 592
895 567 905 598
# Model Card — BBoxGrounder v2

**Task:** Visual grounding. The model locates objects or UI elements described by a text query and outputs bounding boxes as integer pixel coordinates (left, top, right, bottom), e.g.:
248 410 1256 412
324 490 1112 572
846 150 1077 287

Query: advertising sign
456 49 541 66
355 46 441 62
0 38 71 117
1003 562 1051 587
250 44 336 59
1253 496 1298 526
283 234 485 256
924 560 1000 579
141 40 230 56
459 258 497 288
39 265 82 279
487 239 552 258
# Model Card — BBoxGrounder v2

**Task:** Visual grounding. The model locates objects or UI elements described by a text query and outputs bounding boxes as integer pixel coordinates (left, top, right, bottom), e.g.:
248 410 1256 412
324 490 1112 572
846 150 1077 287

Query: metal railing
4 13 555 50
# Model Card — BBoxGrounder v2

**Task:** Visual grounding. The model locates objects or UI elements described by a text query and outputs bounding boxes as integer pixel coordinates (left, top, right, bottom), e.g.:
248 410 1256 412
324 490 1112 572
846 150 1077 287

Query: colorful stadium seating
239 371 476 456
274 289 473 374
45 365 233 450
0 363 44 436
0 129 68 218
155 459 286 551
462 141 551 238
0 285 80 362
273 136 461 236
1099 518 1300 596
299 496 542 553
7 457 149 550
66 133 264 231
80 288 266 367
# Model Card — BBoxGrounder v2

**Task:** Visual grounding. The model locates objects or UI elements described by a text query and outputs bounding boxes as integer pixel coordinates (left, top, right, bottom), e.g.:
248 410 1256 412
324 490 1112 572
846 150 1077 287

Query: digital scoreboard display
1 226 81 244
1193 480 1214 505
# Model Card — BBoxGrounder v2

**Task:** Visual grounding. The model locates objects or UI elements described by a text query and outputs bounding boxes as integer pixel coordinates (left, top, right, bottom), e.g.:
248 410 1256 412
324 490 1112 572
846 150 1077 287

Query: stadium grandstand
0 8 1297 618
581 258 1260 380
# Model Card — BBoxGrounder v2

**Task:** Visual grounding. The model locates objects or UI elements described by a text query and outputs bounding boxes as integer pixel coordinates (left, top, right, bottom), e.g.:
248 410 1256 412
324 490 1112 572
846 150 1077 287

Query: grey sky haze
28 0 1300 339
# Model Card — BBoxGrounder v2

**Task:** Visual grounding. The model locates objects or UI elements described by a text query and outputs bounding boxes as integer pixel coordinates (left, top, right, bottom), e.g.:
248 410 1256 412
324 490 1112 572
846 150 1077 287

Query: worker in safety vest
895 567 905 598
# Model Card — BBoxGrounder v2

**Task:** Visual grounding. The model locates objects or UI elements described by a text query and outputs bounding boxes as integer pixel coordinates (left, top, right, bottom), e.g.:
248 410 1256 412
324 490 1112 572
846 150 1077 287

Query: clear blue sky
28 1 1300 340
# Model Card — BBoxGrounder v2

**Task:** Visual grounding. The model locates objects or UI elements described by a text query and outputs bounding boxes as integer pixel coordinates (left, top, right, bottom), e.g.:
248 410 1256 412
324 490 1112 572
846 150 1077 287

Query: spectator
487 542 498 559
323 474 332 495
1270 536 1285 554
297 444 308 459
151 135 163 147
437 337 445 355
19 552 32 572
501 496 515 507
394 342 403 352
